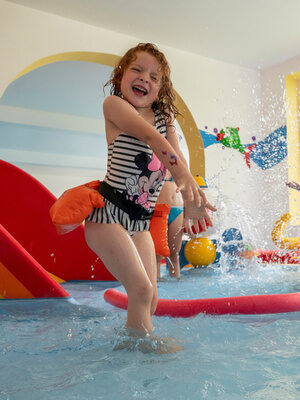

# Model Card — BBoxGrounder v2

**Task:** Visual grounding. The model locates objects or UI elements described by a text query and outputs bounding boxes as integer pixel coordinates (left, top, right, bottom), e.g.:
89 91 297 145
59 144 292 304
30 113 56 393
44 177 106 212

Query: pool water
1 263 300 400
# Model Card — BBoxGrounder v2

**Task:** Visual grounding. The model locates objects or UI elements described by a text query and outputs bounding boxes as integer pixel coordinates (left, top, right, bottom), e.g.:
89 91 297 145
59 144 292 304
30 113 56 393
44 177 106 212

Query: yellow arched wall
286 71 300 225
10 51 205 177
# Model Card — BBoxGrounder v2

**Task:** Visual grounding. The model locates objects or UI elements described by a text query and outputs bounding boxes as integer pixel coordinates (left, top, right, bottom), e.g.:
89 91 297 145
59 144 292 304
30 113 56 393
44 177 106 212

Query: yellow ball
184 237 216 266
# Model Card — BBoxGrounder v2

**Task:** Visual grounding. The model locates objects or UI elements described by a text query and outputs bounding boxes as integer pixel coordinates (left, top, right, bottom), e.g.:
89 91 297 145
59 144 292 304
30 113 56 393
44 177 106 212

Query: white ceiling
5 0 300 69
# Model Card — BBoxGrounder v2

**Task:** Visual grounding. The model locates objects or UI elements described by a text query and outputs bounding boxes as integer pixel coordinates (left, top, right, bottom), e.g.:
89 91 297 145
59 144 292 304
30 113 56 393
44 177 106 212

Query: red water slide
0 160 115 299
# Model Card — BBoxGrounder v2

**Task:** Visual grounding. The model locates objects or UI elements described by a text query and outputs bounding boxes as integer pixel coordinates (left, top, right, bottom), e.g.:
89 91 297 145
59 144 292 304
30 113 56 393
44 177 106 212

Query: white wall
1 0 269 245
260 55 300 240
0 0 260 128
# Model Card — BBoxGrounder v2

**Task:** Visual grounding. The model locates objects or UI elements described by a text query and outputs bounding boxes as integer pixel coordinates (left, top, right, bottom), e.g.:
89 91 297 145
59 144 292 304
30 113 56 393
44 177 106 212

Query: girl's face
120 52 161 110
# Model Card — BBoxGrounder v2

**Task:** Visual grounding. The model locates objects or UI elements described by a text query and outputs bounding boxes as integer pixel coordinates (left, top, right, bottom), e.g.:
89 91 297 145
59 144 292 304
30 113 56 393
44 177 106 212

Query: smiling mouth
132 85 148 97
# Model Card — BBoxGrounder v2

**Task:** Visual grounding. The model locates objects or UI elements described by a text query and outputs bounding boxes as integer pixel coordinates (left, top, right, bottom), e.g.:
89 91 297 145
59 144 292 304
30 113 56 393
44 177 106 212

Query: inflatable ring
104 289 300 317
272 213 300 250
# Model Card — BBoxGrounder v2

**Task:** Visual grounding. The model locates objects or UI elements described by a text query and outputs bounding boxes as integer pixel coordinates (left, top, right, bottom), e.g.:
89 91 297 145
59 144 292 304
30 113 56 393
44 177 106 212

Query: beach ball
184 237 216 266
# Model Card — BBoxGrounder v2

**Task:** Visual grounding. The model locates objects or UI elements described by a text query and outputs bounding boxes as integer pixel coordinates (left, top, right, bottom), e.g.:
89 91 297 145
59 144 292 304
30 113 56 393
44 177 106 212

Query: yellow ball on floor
184 237 216 266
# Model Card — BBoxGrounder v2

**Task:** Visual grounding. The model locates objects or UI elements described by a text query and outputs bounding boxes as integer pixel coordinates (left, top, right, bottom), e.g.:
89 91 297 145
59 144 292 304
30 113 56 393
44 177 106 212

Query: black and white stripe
87 198 150 235
87 110 167 234
105 110 166 208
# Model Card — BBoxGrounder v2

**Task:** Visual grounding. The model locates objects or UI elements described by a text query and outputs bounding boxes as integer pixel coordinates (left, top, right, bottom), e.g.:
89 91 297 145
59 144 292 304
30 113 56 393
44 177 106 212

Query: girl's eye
131 67 140 72
151 76 158 82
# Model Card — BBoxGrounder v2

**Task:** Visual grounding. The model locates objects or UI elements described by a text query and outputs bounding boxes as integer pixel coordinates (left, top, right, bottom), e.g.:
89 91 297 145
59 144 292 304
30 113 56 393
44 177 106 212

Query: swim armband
150 203 171 257
50 180 104 234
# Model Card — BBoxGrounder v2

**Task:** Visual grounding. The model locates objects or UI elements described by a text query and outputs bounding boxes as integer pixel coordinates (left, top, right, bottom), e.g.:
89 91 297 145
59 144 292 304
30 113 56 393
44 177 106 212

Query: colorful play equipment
182 219 300 268
216 226 299 265
0 160 116 299
216 127 257 168
182 212 300 268
194 176 208 188
104 288 300 317
184 237 216 267
219 227 247 264
179 238 219 268
238 244 255 260
256 249 299 264
181 227 245 268
254 213 300 264
0 225 68 299
271 213 300 250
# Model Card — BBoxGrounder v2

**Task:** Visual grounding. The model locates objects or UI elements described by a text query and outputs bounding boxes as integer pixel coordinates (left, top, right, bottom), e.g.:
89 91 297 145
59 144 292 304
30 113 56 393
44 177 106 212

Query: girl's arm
103 96 217 226
166 122 188 168
166 122 216 232
104 96 198 204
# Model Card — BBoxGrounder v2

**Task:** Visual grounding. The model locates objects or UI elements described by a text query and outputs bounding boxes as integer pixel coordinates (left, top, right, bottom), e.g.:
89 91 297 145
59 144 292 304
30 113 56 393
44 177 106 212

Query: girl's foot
113 329 183 354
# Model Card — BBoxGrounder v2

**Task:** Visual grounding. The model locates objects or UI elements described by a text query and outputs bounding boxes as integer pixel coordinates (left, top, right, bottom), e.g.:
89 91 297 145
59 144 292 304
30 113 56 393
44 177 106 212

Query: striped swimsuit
87 110 167 235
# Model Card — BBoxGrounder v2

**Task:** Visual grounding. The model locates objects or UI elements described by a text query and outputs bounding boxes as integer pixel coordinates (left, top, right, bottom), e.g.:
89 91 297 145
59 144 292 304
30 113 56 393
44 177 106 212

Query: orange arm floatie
150 203 170 258
50 180 104 234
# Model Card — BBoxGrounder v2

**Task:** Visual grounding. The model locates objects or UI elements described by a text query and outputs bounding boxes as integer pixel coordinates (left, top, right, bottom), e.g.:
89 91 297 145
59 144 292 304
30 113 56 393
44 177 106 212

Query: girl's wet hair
105 43 180 123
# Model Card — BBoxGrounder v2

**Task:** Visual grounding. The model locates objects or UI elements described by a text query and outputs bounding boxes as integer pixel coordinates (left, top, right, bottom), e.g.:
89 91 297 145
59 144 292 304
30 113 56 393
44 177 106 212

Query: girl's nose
140 74 149 83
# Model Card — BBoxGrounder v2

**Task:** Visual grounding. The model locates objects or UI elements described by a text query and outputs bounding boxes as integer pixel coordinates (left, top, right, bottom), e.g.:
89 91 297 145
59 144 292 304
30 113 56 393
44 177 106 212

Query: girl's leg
168 213 184 278
85 221 154 334
132 231 184 354
131 231 158 315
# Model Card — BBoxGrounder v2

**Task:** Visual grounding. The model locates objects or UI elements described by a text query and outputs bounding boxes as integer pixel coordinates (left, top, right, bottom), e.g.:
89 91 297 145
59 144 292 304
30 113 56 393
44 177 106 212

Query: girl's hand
183 197 217 232
175 173 205 208
175 174 217 231
182 217 194 237
286 181 300 191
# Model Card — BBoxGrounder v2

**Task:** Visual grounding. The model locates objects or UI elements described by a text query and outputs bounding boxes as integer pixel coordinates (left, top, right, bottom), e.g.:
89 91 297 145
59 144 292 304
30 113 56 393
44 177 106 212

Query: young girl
85 43 216 350
156 172 184 280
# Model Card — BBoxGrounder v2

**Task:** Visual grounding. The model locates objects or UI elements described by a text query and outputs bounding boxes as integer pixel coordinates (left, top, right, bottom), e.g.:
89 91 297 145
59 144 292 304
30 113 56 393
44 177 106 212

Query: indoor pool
1 263 300 400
